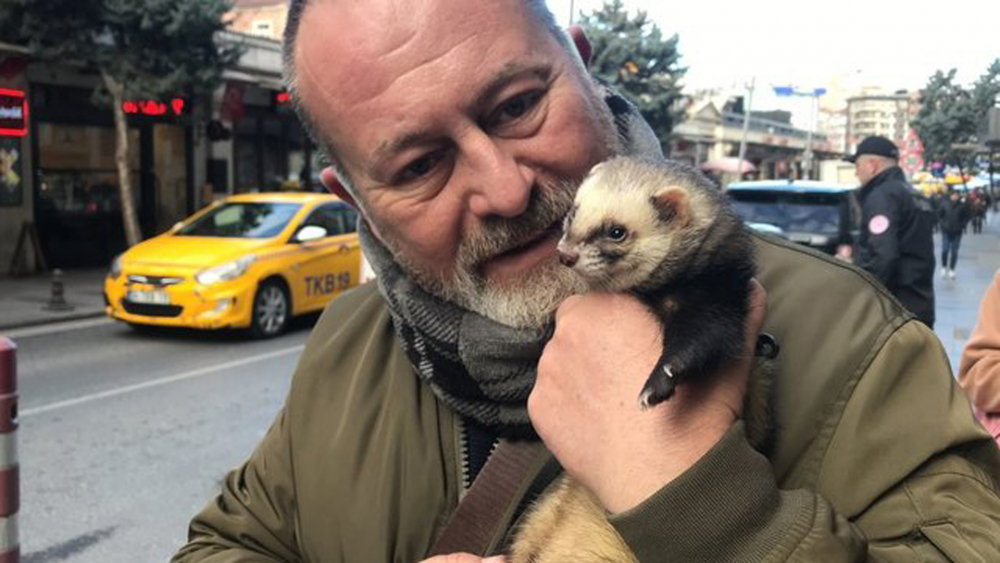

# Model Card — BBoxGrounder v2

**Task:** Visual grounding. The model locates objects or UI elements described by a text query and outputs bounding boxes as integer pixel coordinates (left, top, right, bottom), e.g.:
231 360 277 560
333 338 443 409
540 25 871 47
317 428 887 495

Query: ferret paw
638 368 677 410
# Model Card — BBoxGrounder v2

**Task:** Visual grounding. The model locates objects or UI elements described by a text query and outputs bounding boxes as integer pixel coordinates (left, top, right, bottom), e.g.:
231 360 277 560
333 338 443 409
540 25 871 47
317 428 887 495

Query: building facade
225 0 287 42
671 100 839 181
846 91 921 154
0 28 316 272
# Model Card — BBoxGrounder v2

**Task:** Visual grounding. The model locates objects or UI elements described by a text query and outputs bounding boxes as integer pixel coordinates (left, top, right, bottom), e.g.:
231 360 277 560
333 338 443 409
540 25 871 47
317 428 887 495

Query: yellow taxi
104 192 362 337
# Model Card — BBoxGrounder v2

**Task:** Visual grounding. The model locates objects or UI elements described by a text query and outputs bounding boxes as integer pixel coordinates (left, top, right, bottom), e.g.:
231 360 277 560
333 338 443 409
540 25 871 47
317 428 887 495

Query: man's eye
489 91 543 127
398 153 443 182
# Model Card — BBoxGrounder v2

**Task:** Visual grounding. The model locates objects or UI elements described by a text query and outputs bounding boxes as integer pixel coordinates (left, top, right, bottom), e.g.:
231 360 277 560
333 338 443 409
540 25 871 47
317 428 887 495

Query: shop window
36 123 140 214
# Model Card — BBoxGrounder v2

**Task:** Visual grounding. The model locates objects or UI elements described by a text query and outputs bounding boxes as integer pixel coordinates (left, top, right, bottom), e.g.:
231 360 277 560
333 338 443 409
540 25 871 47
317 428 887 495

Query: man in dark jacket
939 189 972 279
849 136 936 327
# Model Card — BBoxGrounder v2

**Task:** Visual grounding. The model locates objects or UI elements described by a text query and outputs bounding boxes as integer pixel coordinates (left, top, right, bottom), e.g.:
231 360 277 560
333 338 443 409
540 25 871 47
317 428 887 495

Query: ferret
557 156 765 408
507 156 777 563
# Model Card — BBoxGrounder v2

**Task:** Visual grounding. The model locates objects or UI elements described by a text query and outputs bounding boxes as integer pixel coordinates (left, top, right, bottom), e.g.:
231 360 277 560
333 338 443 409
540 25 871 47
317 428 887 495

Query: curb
0 310 107 334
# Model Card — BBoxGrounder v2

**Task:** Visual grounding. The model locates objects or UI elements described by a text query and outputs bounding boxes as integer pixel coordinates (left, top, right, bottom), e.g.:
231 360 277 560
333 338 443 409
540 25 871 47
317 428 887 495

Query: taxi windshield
176 202 302 238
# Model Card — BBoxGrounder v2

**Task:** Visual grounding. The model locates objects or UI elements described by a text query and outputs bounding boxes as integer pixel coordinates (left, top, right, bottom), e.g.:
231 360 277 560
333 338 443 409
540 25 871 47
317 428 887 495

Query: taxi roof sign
0 89 27 137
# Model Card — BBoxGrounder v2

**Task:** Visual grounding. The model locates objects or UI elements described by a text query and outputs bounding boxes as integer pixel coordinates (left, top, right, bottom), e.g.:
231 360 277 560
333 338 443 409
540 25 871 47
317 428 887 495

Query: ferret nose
558 248 579 267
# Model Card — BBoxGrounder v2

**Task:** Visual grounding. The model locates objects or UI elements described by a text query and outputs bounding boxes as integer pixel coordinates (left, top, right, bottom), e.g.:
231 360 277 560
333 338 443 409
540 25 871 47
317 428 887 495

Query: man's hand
420 555 506 563
528 281 767 514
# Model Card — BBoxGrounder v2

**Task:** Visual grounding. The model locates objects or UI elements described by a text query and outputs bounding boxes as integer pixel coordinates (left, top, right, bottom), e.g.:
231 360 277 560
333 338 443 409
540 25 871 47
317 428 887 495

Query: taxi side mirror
296 225 328 243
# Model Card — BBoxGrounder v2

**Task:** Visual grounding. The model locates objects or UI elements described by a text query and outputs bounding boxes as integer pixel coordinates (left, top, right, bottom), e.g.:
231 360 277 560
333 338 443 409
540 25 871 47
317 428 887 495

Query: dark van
726 180 860 257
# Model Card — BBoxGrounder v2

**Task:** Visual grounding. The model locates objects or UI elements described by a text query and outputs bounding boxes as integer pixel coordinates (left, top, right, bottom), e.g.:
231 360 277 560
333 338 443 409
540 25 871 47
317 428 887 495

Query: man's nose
462 134 535 219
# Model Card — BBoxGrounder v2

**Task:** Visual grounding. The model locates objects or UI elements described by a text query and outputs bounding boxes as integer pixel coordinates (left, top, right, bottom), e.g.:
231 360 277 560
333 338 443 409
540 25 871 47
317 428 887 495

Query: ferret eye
606 225 628 241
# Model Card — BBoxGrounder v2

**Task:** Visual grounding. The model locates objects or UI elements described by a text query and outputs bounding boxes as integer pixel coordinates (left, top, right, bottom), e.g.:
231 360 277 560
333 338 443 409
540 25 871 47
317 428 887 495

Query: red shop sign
122 97 185 117
0 89 28 137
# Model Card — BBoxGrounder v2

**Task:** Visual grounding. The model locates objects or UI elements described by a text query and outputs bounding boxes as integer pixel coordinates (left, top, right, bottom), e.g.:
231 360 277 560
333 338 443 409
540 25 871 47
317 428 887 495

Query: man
939 189 972 279
174 1 1000 561
848 135 936 328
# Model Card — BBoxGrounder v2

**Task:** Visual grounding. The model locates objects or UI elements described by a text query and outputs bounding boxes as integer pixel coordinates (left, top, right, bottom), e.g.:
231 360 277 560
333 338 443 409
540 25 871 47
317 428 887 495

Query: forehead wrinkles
294 0 543 111
294 0 548 174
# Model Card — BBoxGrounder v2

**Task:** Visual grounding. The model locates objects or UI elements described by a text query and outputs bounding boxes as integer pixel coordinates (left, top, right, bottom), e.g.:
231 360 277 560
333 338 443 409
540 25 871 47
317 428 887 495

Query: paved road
8 316 317 562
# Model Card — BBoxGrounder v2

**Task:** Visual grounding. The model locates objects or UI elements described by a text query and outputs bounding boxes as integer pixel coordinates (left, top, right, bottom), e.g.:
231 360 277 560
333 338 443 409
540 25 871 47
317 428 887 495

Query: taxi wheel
250 280 290 338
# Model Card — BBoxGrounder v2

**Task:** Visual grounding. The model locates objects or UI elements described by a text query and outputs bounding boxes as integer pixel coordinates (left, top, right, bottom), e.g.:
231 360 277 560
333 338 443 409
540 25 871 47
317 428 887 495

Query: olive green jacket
173 235 1000 562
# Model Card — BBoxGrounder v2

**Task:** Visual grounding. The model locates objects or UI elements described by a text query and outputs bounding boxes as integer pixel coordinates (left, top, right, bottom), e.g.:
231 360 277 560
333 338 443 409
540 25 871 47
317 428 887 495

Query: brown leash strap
429 439 549 557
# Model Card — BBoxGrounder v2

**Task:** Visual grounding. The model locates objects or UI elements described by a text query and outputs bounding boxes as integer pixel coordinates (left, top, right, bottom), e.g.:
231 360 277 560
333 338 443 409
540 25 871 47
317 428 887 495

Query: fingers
419 555 507 563
744 279 768 355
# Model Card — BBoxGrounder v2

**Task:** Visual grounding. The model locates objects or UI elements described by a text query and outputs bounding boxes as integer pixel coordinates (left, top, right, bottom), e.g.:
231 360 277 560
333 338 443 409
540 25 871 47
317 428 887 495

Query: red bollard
0 338 18 563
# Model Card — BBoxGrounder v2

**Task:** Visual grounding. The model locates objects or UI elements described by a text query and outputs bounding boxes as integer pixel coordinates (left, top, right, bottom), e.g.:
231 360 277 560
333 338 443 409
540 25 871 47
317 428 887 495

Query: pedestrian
971 190 987 234
939 189 972 280
959 269 1000 445
848 136 936 328
174 2 1000 561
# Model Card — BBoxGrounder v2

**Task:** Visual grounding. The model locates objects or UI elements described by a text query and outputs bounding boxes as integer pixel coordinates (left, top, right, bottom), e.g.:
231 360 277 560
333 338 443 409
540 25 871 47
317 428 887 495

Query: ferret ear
651 186 690 226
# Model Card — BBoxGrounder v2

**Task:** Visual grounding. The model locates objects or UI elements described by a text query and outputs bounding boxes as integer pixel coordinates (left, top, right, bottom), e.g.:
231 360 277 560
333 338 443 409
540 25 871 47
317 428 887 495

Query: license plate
128 290 171 305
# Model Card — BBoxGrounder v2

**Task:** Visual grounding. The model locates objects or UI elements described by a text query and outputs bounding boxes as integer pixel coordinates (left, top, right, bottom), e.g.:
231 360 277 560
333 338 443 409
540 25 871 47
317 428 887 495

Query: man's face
294 0 619 327
854 155 878 185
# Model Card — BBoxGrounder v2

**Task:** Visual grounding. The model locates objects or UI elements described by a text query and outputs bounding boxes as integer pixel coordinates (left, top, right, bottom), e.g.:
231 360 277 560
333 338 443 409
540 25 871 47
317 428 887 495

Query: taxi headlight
195 255 256 286
109 254 124 279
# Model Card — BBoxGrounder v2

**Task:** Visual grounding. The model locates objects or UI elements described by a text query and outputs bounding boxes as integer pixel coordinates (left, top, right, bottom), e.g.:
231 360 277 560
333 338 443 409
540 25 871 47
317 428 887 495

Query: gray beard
379 180 588 329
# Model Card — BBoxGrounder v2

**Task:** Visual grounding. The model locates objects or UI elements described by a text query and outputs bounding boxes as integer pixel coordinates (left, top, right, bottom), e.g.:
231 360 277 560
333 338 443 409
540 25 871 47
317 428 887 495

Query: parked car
104 192 361 337
725 180 860 258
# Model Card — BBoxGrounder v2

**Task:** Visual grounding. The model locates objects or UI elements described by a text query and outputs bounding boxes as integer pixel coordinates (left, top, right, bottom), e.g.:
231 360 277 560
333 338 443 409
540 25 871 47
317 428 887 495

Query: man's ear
568 25 592 68
320 166 359 209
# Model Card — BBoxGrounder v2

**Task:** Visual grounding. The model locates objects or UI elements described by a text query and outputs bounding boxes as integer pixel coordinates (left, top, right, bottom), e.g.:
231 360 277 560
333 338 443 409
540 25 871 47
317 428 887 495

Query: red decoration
0 89 27 137
221 83 245 123
170 98 184 116
276 91 291 104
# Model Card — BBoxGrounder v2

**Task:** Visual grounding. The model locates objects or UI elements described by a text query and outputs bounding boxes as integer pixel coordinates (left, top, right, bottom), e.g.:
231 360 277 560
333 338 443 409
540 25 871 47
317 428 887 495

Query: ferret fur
507 157 775 563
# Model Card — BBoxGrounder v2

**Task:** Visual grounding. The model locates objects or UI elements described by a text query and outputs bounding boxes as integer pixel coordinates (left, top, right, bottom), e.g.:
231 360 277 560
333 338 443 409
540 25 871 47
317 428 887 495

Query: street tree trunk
956 157 969 192
100 69 142 247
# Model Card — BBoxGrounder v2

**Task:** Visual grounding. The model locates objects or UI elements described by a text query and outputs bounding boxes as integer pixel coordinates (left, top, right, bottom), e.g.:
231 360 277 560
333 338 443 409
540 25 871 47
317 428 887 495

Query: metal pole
991 149 996 205
737 77 756 182
0 338 19 563
804 94 816 180
569 0 575 25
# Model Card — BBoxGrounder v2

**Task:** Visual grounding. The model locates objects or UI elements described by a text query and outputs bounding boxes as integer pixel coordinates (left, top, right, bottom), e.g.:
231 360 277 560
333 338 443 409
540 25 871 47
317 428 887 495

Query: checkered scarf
360 82 662 436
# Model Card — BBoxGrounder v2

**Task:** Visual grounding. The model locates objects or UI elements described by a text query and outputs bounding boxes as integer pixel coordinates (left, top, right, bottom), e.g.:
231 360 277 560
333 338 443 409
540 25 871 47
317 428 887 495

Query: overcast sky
547 0 999 121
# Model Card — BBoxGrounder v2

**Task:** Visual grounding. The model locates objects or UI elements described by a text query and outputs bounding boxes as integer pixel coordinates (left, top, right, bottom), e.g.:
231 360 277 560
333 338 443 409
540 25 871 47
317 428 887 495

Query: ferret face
557 159 693 291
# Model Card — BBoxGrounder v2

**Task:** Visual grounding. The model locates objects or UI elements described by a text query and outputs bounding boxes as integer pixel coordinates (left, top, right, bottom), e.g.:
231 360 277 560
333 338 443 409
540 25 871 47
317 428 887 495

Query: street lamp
774 86 827 179
737 77 756 176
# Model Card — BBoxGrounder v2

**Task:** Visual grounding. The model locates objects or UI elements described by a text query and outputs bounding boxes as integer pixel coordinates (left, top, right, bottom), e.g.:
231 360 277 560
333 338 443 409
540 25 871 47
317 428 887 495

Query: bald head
282 0 575 191
283 0 567 81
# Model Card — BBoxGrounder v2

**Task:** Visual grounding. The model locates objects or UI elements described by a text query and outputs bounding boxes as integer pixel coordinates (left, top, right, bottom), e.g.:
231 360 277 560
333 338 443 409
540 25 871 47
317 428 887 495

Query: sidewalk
0 268 108 332
933 211 1000 372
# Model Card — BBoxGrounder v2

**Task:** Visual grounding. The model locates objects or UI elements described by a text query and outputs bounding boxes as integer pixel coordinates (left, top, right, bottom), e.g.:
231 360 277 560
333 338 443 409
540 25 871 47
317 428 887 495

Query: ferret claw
638 389 654 411
662 365 674 378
